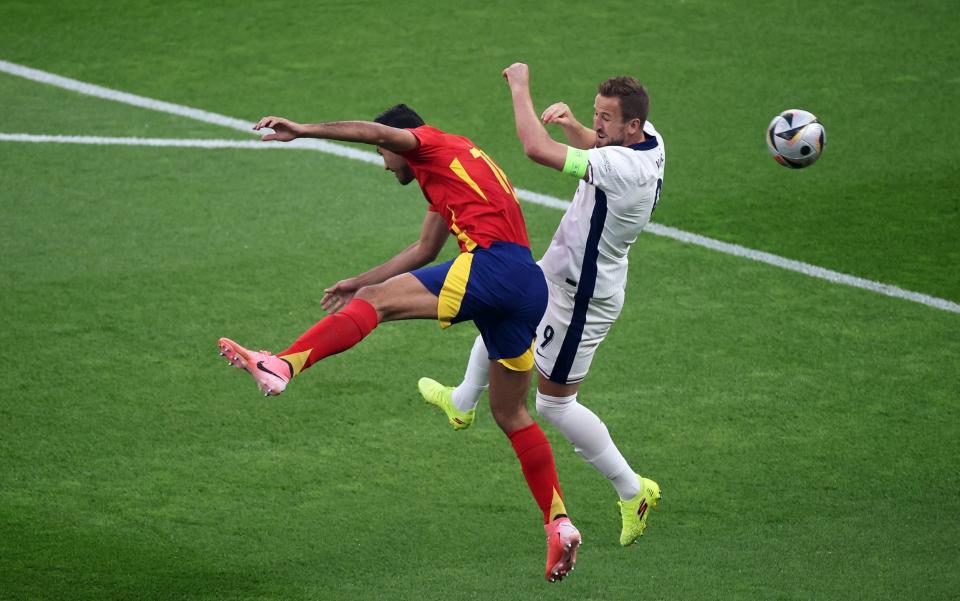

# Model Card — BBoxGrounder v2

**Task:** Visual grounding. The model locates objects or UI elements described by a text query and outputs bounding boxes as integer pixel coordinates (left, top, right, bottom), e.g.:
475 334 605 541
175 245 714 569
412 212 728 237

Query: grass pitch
1 2 958 600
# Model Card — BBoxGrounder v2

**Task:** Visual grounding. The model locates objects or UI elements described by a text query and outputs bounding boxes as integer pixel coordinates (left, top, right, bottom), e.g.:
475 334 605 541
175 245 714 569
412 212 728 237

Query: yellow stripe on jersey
498 342 535 372
450 223 478 251
449 157 488 202
448 208 478 251
437 252 474 328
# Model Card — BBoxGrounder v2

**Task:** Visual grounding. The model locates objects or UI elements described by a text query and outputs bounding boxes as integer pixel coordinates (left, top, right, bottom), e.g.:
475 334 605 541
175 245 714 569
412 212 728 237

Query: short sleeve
399 125 443 163
585 147 637 195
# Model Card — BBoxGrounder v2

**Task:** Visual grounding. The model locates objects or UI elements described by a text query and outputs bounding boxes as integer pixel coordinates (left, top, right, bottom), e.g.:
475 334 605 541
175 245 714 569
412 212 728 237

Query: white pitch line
1 59 958 315
648 224 960 313
0 133 299 149
0 59 383 165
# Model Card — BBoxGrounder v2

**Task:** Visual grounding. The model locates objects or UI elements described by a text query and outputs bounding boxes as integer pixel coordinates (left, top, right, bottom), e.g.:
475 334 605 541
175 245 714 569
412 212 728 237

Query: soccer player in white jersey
419 63 665 547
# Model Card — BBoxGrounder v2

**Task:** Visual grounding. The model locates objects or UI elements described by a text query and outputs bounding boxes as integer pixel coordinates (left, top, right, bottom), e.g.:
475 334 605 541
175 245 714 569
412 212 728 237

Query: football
766 109 826 168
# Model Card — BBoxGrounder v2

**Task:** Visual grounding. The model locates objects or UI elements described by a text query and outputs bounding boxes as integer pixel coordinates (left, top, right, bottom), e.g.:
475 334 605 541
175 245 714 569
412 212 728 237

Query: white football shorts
533 277 625 385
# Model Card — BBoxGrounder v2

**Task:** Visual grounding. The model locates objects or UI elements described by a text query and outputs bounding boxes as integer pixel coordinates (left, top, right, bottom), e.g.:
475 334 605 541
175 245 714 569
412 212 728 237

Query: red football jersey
400 125 530 252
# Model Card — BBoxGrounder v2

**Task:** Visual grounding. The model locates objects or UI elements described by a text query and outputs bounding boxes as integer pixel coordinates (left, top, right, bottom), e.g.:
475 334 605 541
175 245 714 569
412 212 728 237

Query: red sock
277 299 379 376
509 423 567 524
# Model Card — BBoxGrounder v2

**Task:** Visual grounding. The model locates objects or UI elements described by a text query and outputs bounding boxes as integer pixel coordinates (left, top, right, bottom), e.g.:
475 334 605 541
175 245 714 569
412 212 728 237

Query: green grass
2 0 958 299
1 1 959 600
0 72 249 140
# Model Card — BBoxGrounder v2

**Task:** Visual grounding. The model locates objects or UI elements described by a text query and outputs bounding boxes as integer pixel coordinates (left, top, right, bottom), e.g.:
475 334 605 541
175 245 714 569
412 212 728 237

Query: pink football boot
544 517 581 582
218 337 291 396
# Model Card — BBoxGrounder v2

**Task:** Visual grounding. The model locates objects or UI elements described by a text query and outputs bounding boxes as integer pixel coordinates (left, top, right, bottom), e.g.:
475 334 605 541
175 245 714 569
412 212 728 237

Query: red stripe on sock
508 423 564 524
280 299 379 373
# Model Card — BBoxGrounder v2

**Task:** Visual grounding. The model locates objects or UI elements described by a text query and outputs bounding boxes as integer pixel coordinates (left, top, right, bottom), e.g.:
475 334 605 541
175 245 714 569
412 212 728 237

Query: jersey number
540 325 555 349
652 178 663 213
449 147 519 203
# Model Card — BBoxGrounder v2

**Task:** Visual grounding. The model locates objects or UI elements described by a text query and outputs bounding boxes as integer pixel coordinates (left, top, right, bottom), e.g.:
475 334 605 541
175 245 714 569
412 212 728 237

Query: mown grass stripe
2 58 957 314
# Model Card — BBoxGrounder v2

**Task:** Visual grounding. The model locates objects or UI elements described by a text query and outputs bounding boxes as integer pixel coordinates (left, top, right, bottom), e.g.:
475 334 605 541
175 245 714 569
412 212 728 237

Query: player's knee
354 284 389 310
490 402 530 433
535 391 577 425
356 285 402 322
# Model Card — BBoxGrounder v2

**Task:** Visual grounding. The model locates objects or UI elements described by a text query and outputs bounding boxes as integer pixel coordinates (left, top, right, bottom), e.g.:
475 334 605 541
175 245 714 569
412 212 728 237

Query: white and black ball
766 109 825 168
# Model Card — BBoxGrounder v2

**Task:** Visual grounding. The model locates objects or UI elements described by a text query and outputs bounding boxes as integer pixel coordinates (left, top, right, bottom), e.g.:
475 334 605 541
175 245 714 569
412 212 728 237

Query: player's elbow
522 142 550 165
521 132 562 167
374 132 399 149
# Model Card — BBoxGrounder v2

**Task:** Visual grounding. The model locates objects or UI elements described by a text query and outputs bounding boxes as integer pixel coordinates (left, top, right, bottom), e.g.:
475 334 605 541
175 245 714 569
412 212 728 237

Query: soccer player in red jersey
218 104 580 581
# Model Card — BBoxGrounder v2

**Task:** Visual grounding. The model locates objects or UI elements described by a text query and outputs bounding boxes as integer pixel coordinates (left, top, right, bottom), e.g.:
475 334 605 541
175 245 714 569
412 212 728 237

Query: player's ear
626 117 643 135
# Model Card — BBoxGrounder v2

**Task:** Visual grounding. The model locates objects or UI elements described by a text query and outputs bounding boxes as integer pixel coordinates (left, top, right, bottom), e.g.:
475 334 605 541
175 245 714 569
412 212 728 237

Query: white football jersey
539 121 665 299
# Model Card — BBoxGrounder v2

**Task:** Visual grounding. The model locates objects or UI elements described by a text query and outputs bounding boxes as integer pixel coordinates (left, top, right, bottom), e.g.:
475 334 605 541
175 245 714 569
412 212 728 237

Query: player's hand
321 277 361 313
541 102 575 127
502 62 530 88
253 116 303 142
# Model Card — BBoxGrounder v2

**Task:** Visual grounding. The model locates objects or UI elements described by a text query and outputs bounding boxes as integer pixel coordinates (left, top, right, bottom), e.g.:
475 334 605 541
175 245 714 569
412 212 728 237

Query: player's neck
623 131 646 147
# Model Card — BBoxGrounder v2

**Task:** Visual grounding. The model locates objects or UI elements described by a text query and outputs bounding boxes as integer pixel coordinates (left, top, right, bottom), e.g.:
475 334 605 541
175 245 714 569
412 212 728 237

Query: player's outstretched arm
254 116 419 153
502 63 569 172
320 212 448 313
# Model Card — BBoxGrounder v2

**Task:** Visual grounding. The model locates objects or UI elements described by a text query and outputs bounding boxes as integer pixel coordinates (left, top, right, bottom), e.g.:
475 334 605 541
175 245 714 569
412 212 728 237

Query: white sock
451 335 489 412
535 391 641 500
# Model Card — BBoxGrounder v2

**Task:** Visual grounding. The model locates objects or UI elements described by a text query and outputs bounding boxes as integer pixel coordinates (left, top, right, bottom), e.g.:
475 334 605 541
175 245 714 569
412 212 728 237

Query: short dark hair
374 104 425 129
597 77 649 125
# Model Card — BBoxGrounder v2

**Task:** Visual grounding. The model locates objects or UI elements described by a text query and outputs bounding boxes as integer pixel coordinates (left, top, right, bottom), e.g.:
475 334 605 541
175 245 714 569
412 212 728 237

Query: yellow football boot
618 475 661 546
417 377 475 430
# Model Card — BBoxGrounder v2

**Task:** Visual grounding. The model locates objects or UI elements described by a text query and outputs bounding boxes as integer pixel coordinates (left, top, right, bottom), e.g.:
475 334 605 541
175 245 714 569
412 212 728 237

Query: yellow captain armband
562 146 589 178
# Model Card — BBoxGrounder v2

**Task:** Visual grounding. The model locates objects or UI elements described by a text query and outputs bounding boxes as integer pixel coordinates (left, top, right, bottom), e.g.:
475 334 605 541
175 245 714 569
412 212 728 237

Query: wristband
562 146 589 178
